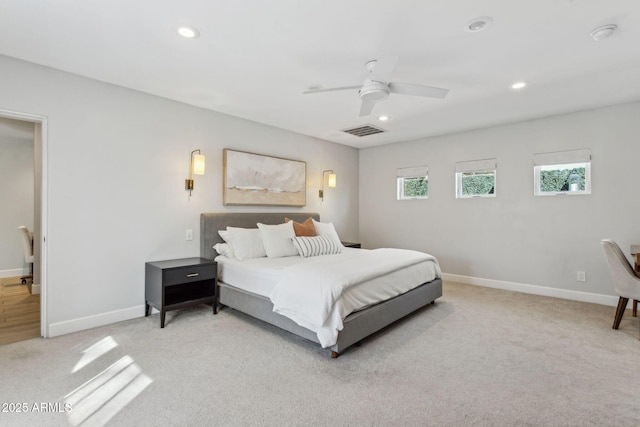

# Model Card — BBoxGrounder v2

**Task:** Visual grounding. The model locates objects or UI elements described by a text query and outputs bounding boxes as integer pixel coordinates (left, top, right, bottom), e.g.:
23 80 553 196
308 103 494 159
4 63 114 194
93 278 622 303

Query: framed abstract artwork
223 148 306 206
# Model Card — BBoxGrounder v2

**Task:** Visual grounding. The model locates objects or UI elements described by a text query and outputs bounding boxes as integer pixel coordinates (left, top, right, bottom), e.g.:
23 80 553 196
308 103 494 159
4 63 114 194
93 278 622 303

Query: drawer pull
186 273 199 278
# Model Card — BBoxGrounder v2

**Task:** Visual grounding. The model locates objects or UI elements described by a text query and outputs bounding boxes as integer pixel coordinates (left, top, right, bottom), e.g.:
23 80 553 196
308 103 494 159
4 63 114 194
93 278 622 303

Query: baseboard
48 305 145 338
31 283 41 294
0 268 24 279
441 273 620 307
44 276 619 337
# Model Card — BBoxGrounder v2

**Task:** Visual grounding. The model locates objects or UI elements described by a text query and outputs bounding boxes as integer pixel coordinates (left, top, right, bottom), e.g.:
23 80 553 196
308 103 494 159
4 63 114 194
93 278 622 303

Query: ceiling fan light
359 80 390 102
466 16 493 33
590 24 617 41
178 26 200 39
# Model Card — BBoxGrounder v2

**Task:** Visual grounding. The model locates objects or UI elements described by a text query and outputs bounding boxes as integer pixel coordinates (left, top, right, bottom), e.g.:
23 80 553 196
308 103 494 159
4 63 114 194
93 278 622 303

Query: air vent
341 124 386 137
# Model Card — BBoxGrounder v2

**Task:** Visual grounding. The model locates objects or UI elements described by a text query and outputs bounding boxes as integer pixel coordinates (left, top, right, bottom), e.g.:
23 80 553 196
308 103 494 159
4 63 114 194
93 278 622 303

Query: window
397 166 428 200
533 149 591 196
455 158 496 198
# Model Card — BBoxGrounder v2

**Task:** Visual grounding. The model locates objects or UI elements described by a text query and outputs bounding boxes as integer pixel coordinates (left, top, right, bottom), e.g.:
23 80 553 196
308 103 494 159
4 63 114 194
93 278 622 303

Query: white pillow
257 222 298 258
222 227 266 261
291 235 343 258
213 243 234 258
312 219 345 248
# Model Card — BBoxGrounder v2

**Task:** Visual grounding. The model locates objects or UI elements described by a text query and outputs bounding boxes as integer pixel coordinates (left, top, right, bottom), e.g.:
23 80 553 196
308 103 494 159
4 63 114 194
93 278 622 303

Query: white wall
360 101 640 303
0 54 358 336
0 117 34 276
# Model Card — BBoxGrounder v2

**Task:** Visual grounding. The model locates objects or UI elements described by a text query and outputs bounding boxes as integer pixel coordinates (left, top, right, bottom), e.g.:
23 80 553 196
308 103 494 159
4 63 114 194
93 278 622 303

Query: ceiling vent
341 124 385 137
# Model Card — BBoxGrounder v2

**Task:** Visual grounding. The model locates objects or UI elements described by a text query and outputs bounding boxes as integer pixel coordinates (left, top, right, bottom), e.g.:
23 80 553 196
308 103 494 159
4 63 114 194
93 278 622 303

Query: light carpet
0 281 639 427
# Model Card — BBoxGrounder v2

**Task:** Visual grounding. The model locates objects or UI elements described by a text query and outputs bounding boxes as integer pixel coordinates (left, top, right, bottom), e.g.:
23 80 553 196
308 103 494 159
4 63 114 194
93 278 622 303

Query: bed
200 212 442 357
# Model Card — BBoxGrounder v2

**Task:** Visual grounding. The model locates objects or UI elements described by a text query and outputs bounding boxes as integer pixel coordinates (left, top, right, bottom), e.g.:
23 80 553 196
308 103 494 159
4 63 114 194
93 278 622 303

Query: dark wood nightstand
341 241 361 248
145 257 217 328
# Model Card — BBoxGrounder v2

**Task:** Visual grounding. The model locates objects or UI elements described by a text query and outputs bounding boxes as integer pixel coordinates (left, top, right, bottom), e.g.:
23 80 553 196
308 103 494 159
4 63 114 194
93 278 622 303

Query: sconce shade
186 149 205 197
320 169 337 201
328 173 336 188
193 154 205 175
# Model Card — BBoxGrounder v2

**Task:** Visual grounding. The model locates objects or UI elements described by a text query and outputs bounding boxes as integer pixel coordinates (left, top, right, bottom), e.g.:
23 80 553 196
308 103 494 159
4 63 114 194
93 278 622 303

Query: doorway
0 109 48 343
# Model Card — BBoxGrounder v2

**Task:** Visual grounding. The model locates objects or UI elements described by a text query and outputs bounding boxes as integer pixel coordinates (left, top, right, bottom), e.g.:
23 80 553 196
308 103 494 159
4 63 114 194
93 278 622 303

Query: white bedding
216 248 441 347
215 252 304 296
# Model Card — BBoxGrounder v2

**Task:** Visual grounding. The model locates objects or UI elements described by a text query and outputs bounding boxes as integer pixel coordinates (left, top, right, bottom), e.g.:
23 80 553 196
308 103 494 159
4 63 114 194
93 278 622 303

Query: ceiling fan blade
302 85 361 94
369 56 398 82
359 100 375 117
388 82 449 99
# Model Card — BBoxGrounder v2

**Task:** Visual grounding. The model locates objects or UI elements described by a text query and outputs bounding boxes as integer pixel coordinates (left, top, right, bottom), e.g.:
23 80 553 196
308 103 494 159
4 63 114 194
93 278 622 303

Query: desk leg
635 256 639 317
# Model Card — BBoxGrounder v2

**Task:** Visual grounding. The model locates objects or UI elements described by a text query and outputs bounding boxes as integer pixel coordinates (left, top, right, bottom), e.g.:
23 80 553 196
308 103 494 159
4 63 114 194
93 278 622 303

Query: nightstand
341 241 361 248
145 257 217 328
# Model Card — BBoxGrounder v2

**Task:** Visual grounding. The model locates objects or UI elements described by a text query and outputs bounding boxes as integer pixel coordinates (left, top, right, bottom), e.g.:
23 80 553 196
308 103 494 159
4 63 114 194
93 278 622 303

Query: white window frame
397 166 428 200
533 149 591 196
455 158 497 199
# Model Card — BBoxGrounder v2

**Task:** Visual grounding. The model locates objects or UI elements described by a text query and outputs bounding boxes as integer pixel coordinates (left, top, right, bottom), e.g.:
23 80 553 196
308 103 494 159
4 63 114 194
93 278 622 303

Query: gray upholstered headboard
200 212 320 260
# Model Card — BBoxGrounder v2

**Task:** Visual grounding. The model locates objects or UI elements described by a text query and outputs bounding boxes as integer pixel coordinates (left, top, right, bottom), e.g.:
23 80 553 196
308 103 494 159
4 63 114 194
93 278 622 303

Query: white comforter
269 248 441 347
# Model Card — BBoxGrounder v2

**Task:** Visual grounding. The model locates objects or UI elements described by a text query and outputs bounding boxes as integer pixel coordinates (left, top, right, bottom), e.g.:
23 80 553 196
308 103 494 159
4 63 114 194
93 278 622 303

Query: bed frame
201 212 442 357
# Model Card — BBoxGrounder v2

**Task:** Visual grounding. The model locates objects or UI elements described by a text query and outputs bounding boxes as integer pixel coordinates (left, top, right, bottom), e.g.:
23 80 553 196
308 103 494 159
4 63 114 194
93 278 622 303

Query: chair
601 239 640 333
18 226 34 284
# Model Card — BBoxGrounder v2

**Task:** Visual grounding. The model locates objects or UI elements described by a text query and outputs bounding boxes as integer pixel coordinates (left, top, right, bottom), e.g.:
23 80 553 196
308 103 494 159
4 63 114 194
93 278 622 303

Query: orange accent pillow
285 217 317 237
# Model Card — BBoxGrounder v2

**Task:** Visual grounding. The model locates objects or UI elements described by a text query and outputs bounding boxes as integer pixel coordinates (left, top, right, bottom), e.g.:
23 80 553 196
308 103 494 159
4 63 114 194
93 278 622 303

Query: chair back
601 239 640 300
18 226 34 263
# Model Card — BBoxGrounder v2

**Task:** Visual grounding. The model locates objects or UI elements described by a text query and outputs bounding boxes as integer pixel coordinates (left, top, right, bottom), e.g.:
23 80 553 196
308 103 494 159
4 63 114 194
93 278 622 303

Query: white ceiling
1 0 639 149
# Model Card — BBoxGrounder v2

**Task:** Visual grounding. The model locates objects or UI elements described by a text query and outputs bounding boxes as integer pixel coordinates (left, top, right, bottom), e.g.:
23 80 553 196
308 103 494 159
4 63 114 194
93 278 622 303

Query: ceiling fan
303 56 449 117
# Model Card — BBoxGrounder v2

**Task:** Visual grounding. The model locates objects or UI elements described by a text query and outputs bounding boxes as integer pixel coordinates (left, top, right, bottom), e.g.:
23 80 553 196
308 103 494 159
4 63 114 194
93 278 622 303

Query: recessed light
378 115 389 122
178 26 200 39
466 16 493 33
511 81 527 90
590 24 617 41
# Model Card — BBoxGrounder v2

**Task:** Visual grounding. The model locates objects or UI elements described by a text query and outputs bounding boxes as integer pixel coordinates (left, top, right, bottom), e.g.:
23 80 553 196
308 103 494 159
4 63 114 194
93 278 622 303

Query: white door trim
0 108 48 338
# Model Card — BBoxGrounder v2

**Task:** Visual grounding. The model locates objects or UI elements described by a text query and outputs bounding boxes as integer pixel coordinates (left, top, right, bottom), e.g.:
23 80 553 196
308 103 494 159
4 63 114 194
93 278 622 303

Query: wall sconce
185 149 205 196
319 169 337 201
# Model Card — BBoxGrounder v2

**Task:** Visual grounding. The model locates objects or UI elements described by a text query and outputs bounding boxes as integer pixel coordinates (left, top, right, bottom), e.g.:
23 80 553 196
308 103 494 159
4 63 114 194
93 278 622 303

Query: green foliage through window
539 166 586 192
461 171 495 196
398 176 428 199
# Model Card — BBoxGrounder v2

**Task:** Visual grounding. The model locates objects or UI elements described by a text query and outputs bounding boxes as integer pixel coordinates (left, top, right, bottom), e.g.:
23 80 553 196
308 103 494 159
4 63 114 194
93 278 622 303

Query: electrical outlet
576 271 586 282
186 229 193 241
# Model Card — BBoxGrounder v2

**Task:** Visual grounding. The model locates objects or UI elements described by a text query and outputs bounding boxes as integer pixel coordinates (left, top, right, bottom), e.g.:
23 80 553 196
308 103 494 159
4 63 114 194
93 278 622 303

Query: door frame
0 108 48 338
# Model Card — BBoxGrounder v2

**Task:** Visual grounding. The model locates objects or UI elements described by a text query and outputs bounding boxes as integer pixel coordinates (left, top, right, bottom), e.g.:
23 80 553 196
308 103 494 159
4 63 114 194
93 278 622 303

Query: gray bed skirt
218 278 443 356
201 212 443 357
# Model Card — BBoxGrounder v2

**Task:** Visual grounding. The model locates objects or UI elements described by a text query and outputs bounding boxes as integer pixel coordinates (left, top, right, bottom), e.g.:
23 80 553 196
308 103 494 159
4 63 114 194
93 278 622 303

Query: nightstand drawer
163 264 215 287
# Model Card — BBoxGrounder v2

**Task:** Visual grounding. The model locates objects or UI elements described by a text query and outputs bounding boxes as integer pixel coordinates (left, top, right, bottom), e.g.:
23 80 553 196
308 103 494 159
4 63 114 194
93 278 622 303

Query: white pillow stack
214 219 345 260
213 242 234 258
312 219 345 248
218 227 266 261
257 221 298 258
